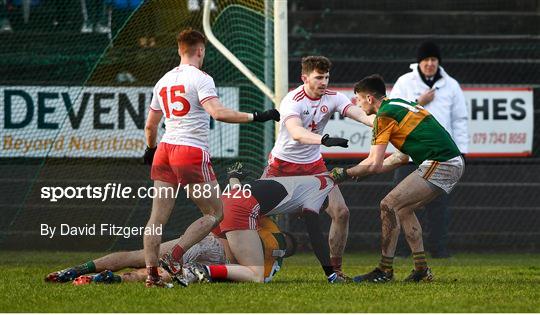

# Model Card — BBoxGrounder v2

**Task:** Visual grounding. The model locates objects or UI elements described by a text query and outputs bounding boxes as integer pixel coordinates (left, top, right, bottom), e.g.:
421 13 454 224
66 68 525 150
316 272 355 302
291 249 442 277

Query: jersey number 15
159 85 191 118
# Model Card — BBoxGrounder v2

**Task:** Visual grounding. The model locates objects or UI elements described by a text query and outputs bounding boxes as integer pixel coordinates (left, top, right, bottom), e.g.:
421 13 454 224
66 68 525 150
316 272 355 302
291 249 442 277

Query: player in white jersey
176 162 348 285
142 29 280 287
264 56 374 274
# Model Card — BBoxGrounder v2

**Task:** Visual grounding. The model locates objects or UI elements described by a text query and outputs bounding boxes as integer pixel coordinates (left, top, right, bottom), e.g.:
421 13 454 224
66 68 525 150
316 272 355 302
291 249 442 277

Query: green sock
74 261 96 275
379 255 394 272
413 251 428 271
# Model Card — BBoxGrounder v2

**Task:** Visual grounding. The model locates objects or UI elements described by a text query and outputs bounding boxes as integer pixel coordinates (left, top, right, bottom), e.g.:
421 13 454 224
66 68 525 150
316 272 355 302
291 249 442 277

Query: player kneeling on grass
175 162 349 286
330 75 464 283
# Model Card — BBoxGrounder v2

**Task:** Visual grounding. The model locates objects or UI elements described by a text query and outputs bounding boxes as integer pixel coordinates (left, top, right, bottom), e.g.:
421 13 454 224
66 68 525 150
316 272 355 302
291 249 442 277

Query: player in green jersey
330 74 464 283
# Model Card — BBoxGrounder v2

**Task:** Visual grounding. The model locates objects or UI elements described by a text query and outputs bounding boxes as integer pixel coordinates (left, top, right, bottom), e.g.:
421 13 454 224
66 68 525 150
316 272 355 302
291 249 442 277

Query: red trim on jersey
282 114 301 124
149 107 162 112
200 95 218 104
325 89 337 95
303 87 322 101
293 90 306 102
292 89 304 101
341 104 352 116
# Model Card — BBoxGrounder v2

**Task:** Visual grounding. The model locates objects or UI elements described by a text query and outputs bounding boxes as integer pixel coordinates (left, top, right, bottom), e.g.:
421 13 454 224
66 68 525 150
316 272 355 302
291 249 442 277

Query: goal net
0 0 275 251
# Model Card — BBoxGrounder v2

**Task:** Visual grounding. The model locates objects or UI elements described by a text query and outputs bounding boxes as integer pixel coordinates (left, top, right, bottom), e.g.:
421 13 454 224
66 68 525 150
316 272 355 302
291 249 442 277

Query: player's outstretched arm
381 150 409 173
331 151 407 183
348 144 388 178
345 105 376 127
285 117 348 147
285 117 323 144
202 98 280 123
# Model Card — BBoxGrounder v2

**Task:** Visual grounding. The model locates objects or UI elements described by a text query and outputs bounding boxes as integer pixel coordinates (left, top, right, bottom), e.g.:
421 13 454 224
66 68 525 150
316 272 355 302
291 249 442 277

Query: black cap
417 41 441 63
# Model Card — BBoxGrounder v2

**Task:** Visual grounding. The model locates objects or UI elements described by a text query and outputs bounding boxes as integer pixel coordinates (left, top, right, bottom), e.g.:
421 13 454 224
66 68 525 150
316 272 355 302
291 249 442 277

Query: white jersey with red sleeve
270 85 353 164
149 64 218 151
262 174 335 216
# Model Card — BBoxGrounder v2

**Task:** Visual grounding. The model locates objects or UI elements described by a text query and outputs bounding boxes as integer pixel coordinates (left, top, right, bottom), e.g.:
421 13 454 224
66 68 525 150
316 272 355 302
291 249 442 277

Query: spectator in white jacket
390 41 468 258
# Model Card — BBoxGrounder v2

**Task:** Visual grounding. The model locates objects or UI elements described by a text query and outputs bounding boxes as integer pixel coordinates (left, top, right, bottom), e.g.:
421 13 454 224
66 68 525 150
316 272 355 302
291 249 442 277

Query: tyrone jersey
250 174 335 216
150 64 218 151
271 85 353 163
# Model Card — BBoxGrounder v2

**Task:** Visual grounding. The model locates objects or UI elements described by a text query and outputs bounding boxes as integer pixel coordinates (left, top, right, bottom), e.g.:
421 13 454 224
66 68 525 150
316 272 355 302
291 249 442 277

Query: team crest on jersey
320 105 328 113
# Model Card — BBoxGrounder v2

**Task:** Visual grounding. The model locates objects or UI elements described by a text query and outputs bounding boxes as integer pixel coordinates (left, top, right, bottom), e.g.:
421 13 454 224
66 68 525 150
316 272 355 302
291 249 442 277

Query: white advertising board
1 86 240 158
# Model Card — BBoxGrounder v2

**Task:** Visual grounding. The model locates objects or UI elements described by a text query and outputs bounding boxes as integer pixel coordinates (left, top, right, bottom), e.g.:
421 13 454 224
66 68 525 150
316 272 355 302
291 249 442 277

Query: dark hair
177 28 206 55
353 74 386 98
301 56 332 75
282 231 297 258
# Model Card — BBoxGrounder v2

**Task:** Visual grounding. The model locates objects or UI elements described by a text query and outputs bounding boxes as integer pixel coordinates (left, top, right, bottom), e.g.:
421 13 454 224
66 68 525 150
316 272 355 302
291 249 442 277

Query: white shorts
182 234 227 265
416 156 465 194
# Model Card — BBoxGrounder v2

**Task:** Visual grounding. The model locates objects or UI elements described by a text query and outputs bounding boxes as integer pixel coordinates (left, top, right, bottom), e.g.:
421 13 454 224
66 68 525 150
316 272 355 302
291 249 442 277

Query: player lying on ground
44 232 225 285
45 165 296 285
174 162 348 285
143 28 280 287
330 74 464 283
44 217 294 286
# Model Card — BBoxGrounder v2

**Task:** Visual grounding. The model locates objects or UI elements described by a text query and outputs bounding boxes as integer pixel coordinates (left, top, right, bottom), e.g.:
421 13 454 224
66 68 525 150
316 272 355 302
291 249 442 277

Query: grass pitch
0 251 538 312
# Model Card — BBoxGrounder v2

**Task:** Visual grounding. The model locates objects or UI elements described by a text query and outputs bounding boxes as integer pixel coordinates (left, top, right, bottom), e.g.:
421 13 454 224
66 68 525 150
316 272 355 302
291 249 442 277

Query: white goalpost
273 0 288 109
202 0 288 109
202 0 289 229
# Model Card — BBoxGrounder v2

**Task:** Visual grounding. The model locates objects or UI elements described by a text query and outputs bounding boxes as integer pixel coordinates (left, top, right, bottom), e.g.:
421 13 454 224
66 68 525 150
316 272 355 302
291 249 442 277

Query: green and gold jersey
371 98 461 165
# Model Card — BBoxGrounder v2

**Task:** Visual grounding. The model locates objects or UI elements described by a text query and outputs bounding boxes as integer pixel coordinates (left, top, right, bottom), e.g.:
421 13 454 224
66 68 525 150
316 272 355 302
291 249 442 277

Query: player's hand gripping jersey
272 86 353 163
150 64 218 152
